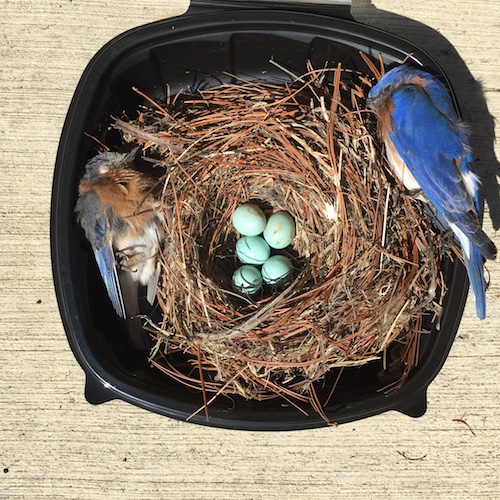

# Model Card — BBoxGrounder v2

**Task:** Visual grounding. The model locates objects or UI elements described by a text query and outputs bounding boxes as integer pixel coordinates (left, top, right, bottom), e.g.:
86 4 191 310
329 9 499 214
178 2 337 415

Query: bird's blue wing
423 78 458 123
387 85 496 260
90 213 126 319
76 191 126 319
388 85 475 216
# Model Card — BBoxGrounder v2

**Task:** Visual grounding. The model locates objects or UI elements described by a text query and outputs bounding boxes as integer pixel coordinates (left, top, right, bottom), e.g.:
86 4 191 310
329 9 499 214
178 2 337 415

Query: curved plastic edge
186 0 354 20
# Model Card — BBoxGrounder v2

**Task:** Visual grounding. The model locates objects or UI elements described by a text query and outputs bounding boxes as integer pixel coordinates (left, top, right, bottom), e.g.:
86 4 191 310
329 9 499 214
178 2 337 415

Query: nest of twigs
113 59 445 417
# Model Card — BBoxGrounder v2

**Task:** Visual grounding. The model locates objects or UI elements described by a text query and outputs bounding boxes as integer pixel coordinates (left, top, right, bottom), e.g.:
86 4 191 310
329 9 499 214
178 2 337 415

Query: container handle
187 0 353 20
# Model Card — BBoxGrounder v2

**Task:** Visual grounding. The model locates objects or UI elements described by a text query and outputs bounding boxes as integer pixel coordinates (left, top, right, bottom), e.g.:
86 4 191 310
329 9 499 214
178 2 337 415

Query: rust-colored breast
79 168 156 220
376 96 394 139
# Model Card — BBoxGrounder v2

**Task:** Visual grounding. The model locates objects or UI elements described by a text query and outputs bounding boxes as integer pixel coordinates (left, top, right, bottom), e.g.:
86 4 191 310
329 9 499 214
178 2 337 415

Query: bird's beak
366 91 387 111
124 146 141 162
365 96 376 110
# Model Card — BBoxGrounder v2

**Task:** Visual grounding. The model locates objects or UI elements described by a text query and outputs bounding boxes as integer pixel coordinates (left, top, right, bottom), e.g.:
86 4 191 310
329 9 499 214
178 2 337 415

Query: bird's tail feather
458 219 497 261
146 261 161 305
119 271 151 350
463 242 487 320
433 205 497 261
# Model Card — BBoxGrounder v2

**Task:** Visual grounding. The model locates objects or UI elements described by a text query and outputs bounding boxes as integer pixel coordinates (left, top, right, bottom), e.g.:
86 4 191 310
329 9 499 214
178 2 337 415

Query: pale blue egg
232 203 267 236
261 255 293 285
236 236 271 265
232 265 263 295
263 211 296 249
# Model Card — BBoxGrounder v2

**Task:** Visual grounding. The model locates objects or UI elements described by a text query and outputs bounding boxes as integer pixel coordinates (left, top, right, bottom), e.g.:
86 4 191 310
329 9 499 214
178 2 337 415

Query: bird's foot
116 247 146 273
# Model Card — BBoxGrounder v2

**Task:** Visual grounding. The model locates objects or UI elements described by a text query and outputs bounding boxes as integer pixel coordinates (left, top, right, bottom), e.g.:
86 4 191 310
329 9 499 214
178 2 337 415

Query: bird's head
82 147 140 181
367 65 435 111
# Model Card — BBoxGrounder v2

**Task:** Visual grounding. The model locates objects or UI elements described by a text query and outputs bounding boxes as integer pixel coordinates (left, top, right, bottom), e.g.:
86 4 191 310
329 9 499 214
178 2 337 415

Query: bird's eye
117 180 129 187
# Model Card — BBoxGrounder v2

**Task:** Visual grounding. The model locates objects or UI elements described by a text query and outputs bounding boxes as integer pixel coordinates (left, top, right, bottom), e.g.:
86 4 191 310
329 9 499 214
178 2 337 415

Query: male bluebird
367 65 496 319
75 148 164 347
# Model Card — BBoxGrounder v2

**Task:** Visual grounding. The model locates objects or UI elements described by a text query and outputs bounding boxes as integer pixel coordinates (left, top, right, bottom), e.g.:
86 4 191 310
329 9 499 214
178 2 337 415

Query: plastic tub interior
51 1 468 430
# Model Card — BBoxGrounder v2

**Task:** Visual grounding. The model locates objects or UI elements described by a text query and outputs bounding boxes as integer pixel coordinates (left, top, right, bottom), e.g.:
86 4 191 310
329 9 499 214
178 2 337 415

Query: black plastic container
51 0 468 430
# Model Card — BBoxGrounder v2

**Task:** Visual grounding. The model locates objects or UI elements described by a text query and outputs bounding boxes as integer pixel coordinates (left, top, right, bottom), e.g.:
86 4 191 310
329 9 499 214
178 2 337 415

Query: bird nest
112 59 446 419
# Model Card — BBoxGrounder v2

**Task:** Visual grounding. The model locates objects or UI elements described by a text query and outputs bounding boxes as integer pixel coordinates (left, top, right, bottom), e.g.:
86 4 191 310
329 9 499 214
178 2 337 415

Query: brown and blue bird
368 65 496 319
75 148 164 348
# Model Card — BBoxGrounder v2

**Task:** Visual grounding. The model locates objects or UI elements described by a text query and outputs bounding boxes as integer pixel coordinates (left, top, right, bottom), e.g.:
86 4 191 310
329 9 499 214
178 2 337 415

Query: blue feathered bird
367 65 496 319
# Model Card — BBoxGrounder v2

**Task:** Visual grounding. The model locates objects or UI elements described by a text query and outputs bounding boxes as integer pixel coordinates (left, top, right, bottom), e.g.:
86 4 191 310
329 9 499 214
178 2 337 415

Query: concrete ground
1 1 499 498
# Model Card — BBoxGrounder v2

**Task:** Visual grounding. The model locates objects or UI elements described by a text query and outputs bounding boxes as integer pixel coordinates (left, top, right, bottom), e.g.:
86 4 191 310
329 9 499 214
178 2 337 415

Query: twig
453 411 476 436
397 451 427 461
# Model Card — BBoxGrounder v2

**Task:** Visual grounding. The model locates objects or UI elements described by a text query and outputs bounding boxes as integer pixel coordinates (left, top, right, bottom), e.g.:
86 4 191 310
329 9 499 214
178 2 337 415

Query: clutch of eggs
231 203 296 295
